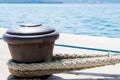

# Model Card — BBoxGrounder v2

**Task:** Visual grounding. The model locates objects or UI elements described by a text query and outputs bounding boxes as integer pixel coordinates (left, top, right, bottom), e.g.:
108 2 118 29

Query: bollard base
8 75 52 80
40 75 53 79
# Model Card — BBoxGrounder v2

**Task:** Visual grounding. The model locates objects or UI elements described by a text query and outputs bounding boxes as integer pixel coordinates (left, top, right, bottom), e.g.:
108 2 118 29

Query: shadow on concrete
7 72 120 80
64 72 120 80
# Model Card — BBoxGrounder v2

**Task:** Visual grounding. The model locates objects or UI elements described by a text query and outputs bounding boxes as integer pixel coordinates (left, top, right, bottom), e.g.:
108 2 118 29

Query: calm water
0 4 120 38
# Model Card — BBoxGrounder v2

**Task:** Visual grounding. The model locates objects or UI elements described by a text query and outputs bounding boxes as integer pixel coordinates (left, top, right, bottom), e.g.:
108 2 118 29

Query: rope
55 44 120 53
8 53 120 78
7 53 113 71
53 53 110 59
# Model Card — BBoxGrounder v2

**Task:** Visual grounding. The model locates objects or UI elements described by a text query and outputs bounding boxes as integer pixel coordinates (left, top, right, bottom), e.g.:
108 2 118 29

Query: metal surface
3 24 59 63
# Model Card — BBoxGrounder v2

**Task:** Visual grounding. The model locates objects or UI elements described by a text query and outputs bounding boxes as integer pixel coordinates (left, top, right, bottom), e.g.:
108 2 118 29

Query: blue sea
0 4 120 38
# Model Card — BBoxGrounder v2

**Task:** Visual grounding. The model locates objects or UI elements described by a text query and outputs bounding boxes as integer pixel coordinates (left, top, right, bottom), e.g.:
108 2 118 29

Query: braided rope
8 53 120 78
8 53 111 71
53 53 110 59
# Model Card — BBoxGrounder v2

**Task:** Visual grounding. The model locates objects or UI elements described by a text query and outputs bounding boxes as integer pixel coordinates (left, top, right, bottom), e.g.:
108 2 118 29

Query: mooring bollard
3 24 59 78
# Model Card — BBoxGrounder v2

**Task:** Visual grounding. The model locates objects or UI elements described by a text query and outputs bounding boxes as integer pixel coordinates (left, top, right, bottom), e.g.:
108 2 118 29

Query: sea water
0 4 120 38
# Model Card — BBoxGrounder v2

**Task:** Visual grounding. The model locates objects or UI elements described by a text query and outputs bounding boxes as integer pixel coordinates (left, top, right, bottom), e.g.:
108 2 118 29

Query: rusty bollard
3 24 59 79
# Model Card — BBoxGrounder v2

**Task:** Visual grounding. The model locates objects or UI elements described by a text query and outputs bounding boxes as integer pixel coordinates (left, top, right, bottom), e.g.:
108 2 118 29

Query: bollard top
6 24 55 35
3 24 59 44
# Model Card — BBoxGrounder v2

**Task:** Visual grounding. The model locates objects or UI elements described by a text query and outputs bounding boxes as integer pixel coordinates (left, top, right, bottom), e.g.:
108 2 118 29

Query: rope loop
7 53 120 78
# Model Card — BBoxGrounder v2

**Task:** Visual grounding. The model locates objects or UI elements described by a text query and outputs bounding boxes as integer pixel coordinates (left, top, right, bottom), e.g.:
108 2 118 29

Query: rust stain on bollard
3 24 59 63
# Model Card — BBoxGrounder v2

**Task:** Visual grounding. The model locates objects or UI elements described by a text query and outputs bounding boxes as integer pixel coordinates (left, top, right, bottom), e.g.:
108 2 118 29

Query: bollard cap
3 24 59 44
7 24 55 35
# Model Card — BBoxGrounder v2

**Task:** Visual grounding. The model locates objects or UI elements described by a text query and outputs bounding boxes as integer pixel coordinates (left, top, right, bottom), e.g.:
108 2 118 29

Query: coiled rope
8 53 120 79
